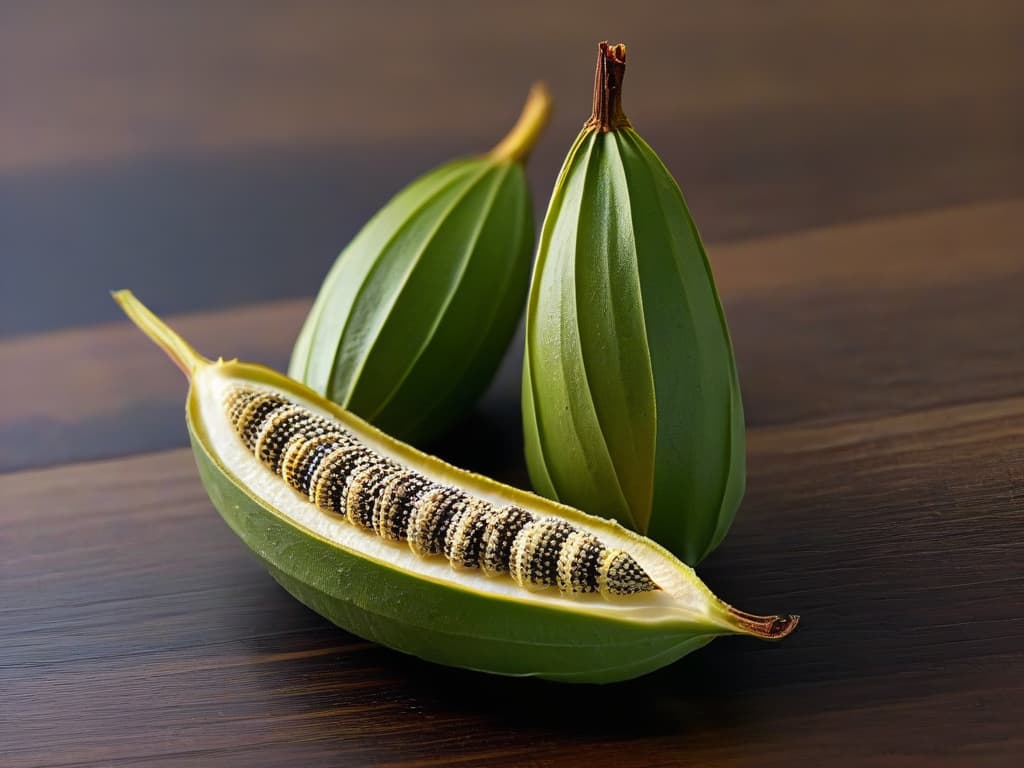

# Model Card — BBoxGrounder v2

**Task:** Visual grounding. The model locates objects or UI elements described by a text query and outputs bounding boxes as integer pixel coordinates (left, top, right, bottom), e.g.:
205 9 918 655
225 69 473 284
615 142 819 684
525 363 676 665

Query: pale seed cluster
226 386 659 596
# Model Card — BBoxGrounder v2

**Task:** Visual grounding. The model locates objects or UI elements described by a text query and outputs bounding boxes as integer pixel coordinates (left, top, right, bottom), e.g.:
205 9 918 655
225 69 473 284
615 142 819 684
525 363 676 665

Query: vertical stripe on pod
481 505 535 576
225 388 260 430
254 406 308 472
570 536 607 594
409 485 469 557
283 434 345 497
444 499 493 569
556 529 594 593
373 470 429 541
441 495 475 562
236 393 287 450
345 463 400 530
406 485 445 556
311 445 372 513
528 519 574 588
509 521 546 589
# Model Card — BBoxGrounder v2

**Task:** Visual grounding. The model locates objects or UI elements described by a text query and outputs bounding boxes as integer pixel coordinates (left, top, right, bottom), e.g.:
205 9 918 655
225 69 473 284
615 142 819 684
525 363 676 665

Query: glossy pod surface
290 86 551 444
114 291 794 683
522 44 745 565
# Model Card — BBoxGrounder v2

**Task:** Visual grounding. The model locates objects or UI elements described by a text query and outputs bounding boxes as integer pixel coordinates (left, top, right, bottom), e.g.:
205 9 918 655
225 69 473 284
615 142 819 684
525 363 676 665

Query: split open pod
114 291 795 683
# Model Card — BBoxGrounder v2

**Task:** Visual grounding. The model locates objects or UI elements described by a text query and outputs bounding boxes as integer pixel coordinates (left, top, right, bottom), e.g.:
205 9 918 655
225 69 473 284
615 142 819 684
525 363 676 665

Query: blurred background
2 0 1022 337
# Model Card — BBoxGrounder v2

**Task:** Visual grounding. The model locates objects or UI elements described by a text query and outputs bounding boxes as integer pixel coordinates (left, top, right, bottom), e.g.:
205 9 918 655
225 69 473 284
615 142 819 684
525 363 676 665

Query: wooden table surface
2 3 1022 766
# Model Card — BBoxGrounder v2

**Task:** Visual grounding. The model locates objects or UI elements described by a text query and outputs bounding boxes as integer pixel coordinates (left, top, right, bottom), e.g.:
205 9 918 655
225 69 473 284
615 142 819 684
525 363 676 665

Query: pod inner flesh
224 383 658 596
193 363 724 624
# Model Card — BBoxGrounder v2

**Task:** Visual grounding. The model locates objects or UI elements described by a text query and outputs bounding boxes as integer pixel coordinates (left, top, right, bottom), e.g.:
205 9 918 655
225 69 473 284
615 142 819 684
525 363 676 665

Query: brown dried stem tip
586 41 630 132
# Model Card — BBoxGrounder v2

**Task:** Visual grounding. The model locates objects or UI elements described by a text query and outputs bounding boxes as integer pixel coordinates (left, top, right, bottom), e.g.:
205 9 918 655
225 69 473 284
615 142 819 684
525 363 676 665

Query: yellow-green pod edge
113 291 797 683
522 43 746 565
289 84 552 445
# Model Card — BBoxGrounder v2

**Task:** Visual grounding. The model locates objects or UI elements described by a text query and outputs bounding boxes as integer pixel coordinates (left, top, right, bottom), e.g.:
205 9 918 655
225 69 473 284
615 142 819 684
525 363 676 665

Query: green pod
114 291 795 684
290 85 552 444
522 44 746 565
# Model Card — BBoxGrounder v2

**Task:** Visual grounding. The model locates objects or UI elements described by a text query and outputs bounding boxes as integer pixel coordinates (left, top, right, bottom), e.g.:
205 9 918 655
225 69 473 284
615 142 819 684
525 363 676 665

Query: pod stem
488 82 553 164
585 41 630 133
723 606 800 640
111 290 209 379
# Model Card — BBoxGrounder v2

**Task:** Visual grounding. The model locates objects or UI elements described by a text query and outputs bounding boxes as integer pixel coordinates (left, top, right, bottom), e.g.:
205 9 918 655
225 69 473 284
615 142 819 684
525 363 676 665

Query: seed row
224 386 658 596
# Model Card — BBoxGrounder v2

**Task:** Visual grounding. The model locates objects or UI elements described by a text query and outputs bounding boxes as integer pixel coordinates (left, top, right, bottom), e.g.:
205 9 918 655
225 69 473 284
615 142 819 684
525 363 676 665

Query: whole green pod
522 44 745 565
291 85 552 444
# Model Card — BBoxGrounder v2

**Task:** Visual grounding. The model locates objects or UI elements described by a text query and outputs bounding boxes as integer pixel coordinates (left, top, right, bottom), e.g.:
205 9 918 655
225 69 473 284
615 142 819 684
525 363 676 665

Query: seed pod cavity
224 382 662 597
113 289 800 683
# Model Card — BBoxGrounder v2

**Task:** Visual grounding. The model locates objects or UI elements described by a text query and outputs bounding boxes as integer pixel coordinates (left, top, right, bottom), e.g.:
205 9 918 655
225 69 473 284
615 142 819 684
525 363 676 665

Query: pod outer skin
187 366 723 684
113 291 796 686
290 157 534 446
522 127 746 566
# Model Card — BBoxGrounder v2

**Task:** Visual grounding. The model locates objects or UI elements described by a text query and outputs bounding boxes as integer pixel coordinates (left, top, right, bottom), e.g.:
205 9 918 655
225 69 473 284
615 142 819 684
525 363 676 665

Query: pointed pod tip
598 40 627 64
111 288 134 307
725 607 800 641
488 81 554 164
528 80 552 104
111 289 209 379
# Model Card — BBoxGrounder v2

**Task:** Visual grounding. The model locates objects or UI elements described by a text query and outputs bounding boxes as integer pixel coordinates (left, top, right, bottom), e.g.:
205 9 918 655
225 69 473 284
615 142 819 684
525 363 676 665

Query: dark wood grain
3 395 1021 767
2 1 1023 336
3 3 1023 765
3 200 1022 474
